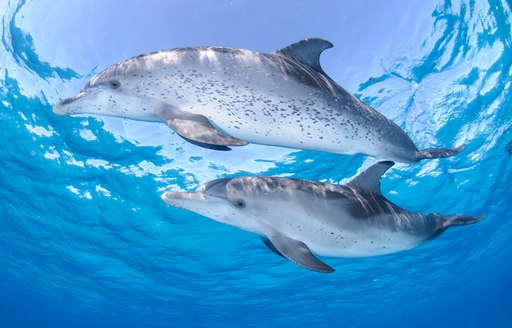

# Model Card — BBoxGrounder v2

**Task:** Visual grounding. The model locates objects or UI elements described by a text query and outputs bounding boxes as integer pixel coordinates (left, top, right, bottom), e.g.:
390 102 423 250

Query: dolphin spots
52 39 466 162
507 142 512 154
161 162 484 273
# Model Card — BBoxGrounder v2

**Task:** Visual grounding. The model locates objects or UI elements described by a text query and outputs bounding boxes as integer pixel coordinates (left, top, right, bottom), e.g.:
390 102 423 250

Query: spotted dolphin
162 162 483 273
53 38 464 163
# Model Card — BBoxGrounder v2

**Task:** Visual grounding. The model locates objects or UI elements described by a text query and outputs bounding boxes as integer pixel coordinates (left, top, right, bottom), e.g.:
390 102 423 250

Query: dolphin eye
109 80 121 89
233 199 246 208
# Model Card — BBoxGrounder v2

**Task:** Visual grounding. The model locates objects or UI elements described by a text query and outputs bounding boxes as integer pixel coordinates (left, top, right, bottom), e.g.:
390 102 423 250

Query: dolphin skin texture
53 38 464 163
162 162 483 273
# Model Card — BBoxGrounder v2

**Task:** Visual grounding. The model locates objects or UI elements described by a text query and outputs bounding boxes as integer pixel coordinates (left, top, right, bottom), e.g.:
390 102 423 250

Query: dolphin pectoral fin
157 105 248 150
273 38 333 74
261 237 285 258
347 161 394 195
178 134 231 151
266 232 335 273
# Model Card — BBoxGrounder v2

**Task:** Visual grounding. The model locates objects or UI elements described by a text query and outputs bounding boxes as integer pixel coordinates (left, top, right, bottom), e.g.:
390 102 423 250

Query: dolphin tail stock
415 144 466 161
429 213 484 228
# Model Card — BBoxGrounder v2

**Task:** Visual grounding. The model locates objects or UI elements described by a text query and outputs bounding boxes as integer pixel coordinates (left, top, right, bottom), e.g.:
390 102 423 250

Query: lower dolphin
162 162 483 273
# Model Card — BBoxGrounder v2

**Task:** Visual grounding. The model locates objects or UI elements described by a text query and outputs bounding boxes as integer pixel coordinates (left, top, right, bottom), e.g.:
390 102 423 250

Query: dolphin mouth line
161 191 225 207
162 191 206 201
162 191 227 211
57 91 87 106
52 91 88 115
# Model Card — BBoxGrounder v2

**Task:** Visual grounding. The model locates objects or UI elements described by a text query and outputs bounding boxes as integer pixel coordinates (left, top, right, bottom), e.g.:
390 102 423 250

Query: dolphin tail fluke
442 214 484 228
415 145 466 161
430 214 484 228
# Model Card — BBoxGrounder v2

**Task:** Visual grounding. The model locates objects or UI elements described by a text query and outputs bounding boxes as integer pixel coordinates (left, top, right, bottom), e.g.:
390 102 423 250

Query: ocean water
1 0 511 327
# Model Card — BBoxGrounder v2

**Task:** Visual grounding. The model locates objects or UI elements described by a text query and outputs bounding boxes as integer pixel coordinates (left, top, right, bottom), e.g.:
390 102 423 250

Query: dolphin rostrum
53 38 464 163
162 162 483 273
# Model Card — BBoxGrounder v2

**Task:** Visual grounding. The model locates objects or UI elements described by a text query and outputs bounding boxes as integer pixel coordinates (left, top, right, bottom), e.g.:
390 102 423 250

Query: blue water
1 0 511 327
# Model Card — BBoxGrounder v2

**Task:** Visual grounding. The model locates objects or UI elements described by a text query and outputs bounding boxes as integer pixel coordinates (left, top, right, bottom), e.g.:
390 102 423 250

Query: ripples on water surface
0 0 511 327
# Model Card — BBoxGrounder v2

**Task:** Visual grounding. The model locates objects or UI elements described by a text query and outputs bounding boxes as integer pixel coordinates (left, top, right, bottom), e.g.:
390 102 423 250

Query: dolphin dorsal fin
347 161 394 195
274 38 333 74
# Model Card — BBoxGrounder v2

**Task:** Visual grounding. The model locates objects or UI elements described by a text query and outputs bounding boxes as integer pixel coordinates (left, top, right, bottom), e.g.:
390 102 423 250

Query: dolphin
53 38 464 163
162 161 483 273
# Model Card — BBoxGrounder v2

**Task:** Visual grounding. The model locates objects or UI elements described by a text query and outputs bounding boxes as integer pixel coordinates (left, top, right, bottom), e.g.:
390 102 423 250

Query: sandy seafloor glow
0 0 511 327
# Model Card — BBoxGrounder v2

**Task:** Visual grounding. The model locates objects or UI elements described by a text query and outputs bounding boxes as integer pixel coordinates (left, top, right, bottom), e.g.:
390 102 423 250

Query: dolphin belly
304 229 425 257
266 213 425 258
178 74 371 155
252 188 430 258
207 108 364 155
169 52 407 157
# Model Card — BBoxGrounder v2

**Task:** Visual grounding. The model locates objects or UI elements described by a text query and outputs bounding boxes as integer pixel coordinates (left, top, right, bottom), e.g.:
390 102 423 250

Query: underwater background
1 0 511 327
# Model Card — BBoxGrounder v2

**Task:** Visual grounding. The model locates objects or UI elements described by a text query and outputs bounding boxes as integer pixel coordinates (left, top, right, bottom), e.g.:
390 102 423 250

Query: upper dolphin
53 38 464 163
162 162 483 273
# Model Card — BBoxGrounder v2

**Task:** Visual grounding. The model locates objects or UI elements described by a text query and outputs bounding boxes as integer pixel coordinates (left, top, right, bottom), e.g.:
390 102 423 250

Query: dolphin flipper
178 135 231 151
157 104 248 150
266 232 335 273
261 237 285 258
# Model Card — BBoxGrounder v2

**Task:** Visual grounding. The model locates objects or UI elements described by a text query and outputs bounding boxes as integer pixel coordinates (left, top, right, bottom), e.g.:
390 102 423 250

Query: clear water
1 0 511 327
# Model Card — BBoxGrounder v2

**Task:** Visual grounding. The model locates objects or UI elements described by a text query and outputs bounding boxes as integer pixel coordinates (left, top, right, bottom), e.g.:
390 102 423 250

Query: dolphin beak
52 91 88 115
161 191 208 209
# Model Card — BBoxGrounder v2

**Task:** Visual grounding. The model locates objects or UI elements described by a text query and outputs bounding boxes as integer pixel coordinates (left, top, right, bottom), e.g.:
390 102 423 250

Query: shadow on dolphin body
53 38 464 163
162 161 484 273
